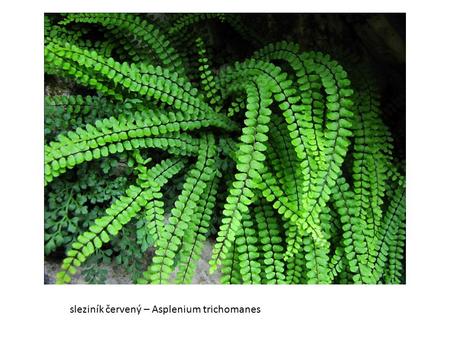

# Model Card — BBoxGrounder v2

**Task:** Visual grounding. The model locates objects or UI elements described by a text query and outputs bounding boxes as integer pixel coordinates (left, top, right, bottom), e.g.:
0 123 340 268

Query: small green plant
44 13 405 284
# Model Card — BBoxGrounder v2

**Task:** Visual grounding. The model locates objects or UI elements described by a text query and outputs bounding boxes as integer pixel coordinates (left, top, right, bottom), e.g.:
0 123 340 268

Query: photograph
43 13 406 285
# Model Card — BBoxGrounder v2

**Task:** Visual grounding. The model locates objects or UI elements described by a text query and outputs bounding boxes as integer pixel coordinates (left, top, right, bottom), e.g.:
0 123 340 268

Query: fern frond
331 177 373 283
218 59 340 257
235 211 262 284
328 246 346 282
209 80 272 271
45 40 213 115
285 250 306 284
226 96 246 118
254 200 286 284
145 134 217 284
45 95 117 117
371 177 406 283
266 115 303 211
60 13 186 77
303 235 331 284
44 109 236 184
100 27 158 64
45 131 199 185
258 167 325 254
137 158 188 250
195 37 221 109
175 172 220 283
355 82 396 258
219 239 243 284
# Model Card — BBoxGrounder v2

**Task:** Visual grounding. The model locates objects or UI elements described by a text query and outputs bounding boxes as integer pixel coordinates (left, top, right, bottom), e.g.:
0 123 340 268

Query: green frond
60 13 186 76
145 134 217 284
329 246 346 282
254 200 286 284
137 158 188 250
45 40 211 114
195 37 221 109
210 81 273 271
266 114 303 210
235 211 262 284
44 109 236 184
219 240 243 284
175 173 220 283
331 177 373 283
372 177 406 283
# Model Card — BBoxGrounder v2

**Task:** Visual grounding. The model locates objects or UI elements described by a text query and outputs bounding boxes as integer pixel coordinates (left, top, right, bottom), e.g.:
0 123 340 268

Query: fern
45 13 405 284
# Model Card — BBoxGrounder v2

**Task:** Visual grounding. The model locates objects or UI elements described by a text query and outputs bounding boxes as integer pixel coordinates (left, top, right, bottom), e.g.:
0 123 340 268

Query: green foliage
80 251 111 284
45 13 405 284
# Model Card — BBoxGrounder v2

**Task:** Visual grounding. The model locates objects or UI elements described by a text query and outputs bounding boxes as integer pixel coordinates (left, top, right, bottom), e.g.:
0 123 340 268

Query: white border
1 0 449 337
